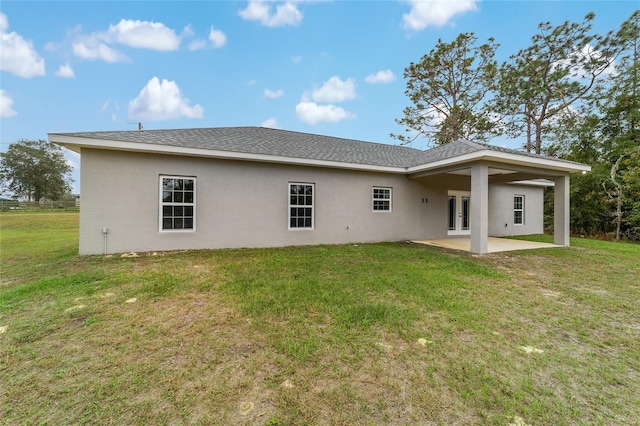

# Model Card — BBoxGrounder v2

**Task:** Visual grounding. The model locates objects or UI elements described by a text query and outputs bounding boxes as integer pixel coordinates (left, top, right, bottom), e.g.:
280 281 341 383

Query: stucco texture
79 149 448 255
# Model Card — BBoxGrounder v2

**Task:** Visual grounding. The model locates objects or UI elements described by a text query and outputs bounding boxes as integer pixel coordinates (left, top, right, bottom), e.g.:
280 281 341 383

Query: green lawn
1 211 639 425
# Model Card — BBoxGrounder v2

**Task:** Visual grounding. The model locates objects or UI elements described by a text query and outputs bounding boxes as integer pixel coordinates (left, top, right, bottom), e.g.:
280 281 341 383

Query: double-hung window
289 183 314 229
514 194 524 225
372 187 392 212
160 176 195 231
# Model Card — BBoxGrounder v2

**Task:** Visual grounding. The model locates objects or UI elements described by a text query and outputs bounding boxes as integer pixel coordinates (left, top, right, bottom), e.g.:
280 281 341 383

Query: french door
447 191 470 235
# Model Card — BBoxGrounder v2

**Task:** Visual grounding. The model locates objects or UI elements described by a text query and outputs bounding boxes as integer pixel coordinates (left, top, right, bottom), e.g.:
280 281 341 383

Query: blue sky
1 1 637 193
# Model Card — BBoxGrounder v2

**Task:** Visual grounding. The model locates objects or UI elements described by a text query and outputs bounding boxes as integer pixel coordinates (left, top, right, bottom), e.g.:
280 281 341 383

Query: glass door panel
461 196 470 231
448 196 456 231
447 191 471 235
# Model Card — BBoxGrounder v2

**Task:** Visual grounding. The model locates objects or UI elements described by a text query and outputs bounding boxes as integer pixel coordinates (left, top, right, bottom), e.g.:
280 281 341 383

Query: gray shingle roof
51 126 584 169
412 138 577 166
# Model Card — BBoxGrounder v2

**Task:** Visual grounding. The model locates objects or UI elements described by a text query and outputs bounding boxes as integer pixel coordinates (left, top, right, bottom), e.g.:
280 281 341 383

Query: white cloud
101 100 120 122
555 44 618 80
239 1 303 27
292 55 302 64
264 88 284 99
187 25 226 51
182 25 195 38
421 101 448 127
73 41 129 63
402 0 478 31
239 1 270 21
64 150 81 171
208 26 227 48
188 39 207 51
71 19 185 62
312 76 356 103
0 90 17 117
295 101 355 125
55 62 75 78
261 117 280 128
485 111 509 135
365 69 396 84
128 76 204 121
103 19 181 51
0 12 46 78
44 41 60 52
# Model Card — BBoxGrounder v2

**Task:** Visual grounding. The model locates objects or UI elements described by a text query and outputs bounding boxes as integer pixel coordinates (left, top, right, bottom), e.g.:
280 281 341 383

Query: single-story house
48 127 590 255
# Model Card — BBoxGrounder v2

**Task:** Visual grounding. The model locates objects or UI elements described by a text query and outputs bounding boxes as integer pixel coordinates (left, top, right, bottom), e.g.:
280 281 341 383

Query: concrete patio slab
412 237 560 253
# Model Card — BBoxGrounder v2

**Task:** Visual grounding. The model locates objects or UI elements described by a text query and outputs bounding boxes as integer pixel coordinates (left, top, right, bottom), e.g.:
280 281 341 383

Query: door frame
447 190 471 236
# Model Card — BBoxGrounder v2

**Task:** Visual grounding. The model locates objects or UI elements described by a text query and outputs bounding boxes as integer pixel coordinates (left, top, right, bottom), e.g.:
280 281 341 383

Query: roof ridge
60 126 427 155
422 138 483 153
458 139 485 149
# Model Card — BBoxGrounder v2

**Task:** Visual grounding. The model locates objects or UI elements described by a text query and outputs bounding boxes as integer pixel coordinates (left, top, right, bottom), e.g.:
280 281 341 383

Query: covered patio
412 237 560 253
406 140 590 254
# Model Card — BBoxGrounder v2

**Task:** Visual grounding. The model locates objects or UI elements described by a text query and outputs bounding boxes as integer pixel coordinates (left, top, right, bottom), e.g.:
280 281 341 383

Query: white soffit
507 179 555 187
447 167 518 176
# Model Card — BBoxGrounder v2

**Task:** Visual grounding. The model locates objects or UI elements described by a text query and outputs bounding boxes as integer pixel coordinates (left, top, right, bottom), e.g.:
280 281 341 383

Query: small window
160 176 196 231
514 194 524 225
372 187 392 212
289 183 314 229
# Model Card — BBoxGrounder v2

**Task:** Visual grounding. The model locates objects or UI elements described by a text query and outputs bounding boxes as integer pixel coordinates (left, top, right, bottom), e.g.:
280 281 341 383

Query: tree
620 151 640 240
0 139 73 202
605 148 640 241
598 11 640 158
393 33 499 147
493 13 615 154
581 12 639 240
546 11 640 239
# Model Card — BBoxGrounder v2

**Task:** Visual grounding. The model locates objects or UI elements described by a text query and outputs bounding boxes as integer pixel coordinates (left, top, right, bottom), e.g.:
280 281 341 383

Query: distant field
1 211 639 425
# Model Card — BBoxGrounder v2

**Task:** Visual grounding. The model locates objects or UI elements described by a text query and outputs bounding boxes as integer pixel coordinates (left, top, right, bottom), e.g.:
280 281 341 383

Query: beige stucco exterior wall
488 183 545 236
79 148 450 255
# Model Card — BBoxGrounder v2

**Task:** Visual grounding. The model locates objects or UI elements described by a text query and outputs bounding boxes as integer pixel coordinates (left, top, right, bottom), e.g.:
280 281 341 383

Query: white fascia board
49 134 591 176
406 149 591 174
48 134 407 174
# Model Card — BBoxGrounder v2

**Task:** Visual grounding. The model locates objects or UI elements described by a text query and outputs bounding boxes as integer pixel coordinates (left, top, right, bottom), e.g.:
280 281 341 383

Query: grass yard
1 211 639 425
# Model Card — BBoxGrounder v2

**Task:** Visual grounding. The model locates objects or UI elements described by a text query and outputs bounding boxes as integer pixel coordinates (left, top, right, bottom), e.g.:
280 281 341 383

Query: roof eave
48 133 409 174
49 134 591 176
406 149 591 175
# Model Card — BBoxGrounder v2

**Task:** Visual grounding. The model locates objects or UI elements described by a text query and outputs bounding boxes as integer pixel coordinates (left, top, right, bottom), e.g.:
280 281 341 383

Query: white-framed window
372 187 392 212
160 176 196 232
514 194 524 225
289 183 314 229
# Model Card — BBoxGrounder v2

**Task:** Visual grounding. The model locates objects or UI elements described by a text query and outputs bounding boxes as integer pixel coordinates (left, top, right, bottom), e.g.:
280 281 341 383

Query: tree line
394 10 639 241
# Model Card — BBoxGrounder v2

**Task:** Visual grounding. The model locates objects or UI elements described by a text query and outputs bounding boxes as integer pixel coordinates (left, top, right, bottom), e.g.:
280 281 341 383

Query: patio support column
470 162 489 254
554 174 570 246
